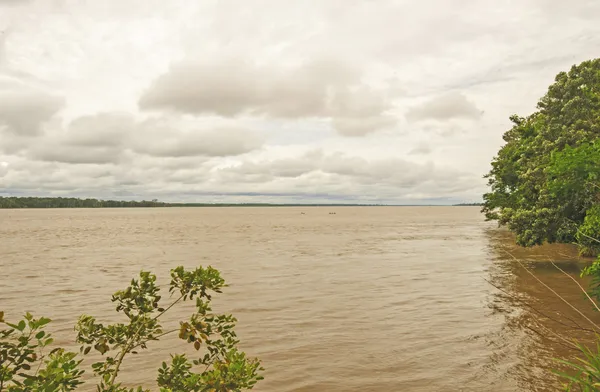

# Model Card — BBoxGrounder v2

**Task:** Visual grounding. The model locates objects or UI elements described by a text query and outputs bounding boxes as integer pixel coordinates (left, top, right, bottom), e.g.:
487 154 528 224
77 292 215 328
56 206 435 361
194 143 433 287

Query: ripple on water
0 207 595 392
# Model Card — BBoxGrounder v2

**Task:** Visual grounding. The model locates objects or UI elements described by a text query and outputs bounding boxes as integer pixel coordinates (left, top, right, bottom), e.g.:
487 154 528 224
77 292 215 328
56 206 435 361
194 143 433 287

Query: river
0 207 597 391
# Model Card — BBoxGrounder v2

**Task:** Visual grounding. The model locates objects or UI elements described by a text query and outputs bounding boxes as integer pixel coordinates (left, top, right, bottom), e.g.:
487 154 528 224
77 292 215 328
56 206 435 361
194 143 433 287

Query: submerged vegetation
0 266 263 392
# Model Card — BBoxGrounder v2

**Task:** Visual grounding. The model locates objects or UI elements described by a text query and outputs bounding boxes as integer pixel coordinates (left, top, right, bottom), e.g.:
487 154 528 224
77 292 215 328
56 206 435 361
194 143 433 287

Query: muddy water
0 207 597 391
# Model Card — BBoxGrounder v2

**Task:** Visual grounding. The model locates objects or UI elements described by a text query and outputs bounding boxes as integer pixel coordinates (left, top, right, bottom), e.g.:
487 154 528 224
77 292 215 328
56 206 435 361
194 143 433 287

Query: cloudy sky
0 0 598 204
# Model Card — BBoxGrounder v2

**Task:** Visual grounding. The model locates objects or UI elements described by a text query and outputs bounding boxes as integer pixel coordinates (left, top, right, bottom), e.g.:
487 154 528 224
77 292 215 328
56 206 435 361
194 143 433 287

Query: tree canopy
482 58 600 254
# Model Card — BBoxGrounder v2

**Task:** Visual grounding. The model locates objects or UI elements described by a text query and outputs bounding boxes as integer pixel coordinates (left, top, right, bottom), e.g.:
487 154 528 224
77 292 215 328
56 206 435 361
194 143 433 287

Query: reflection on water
484 228 598 392
0 207 598 391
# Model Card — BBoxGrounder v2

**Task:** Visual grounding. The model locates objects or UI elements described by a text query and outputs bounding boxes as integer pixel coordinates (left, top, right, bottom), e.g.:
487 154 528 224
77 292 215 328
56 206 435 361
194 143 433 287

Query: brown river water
1 207 598 391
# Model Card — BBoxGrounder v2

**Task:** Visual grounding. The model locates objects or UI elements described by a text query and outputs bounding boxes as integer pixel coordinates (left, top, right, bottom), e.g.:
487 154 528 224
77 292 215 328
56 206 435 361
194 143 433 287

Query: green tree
482 58 600 252
0 266 263 392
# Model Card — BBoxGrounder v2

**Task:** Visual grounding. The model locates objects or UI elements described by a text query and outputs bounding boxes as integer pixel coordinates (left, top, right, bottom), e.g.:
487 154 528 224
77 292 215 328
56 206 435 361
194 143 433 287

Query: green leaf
35 331 45 339
17 320 26 331
37 317 51 327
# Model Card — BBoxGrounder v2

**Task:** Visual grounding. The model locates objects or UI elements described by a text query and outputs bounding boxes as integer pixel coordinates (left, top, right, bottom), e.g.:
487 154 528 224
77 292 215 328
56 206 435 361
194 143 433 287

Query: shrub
0 266 263 392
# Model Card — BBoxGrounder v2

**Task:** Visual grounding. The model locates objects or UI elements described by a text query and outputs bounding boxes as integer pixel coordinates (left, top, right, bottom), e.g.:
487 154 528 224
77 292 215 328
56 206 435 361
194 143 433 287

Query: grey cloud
0 161 7 177
0 149 479 203
0 87 64 135
0 30 6 65
25 112 133 164
0 28 64 135
217 151 471 193
130 123 263 158
66 113 135 147
405 92 481 122
29 145 122 165
332 115 396 137
409 143 432 155
112 189 136 197
140 58 359 116
20 112 263 164
139 58 397 136
0 0 33 5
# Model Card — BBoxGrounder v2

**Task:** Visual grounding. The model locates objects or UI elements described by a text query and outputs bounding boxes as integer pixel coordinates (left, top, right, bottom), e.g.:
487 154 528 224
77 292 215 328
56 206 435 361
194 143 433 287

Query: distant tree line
0 197 394 208
0 197 470 209
0 197 169 209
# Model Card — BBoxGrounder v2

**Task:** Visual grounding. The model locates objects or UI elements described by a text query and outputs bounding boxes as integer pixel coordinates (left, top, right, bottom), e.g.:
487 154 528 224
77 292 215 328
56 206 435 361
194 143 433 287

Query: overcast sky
0 0 598 204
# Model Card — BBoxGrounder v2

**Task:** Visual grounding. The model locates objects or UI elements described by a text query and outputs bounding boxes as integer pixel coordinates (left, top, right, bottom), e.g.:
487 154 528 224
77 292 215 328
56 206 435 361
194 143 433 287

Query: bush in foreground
0 266 263 392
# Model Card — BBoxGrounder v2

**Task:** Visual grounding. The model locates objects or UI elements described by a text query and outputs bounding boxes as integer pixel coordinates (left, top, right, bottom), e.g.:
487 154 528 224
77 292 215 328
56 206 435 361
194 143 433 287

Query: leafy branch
1 265 263 392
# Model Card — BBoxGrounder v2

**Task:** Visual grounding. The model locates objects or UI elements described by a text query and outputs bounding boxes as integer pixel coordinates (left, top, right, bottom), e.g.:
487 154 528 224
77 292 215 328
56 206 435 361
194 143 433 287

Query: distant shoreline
0 196 482 208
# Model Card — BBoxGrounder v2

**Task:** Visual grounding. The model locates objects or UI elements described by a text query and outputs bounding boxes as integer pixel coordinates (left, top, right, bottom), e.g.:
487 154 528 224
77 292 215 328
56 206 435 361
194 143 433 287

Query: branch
577 230 600 246
34 346 45 376
130 329 178 351
484 278 596 333
504 250 600 332
106 292 186 387
564 217 600 246
522 323 578 352
153 295 184 321
108 347 128 386
586 181 600 192
548 258 600 313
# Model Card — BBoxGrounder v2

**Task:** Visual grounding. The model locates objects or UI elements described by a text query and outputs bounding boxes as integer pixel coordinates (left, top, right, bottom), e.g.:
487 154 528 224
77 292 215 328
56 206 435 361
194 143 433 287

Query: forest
0 197 169 208
482 58 600 256
0 197 388 208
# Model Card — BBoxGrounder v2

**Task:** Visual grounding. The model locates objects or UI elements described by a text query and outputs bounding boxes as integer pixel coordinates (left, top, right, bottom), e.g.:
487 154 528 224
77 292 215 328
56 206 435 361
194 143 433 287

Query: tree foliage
482 58 600 252
0 197 168 209
0 267 263 392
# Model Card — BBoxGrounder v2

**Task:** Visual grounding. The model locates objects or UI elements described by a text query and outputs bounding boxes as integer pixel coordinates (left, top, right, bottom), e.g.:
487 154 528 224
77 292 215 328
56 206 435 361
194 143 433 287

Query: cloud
0 80 64 135
130 123 263 158
408 142 432 155
66 113 135 147
20 112 263 165
405 92 482 122
0 0 33 5
0 161 7 177
0 148 479 203
1 0 600 203
0 28 65 136
0 30 7 65
217 150 472 191
25 112 134 164
139 58 397 136
29 145 124 165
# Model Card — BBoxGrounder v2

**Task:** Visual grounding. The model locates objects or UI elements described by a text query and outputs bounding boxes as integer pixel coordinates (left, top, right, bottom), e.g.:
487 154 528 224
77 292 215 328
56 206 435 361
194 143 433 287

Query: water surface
0 207 596 391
